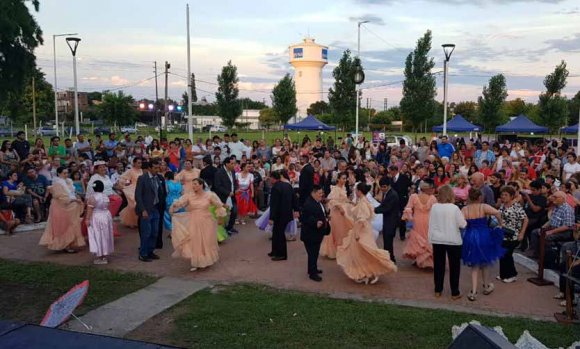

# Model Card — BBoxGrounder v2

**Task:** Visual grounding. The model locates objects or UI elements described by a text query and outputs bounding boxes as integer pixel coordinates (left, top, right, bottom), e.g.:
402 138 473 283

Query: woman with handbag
2 171 34 223
498 186 528 283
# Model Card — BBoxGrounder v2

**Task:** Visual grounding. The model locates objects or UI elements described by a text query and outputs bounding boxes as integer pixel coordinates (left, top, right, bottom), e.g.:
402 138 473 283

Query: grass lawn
0 259 157 324
128 284 579 349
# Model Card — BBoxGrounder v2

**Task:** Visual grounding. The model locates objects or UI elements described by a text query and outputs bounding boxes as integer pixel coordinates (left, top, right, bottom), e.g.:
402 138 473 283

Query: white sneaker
502 277 517 283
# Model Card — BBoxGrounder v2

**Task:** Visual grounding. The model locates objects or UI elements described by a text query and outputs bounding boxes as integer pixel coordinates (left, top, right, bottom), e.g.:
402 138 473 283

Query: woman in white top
271 156 285 172
563 153 580 182
428 185 467 299
87 161 122 236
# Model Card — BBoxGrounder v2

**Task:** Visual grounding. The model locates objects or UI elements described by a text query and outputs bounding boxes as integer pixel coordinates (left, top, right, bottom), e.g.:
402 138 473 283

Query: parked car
35 126 57 137
210 125 227 132
120 126 137 134
94 127 111 136
135 122 148 128
0 128 12 137
385 135 413 148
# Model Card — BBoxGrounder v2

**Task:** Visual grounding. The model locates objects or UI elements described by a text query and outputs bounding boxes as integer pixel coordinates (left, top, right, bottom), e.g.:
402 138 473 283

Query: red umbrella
40 280 90 328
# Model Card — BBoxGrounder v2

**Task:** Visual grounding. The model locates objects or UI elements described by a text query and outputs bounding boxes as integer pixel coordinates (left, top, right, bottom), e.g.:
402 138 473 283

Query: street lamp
53 33 77 136
65 37 81 135
355 20 369 144
442 43 455 136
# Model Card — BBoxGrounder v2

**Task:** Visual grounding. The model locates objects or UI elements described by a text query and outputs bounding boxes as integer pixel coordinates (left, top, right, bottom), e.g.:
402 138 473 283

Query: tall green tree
271 74 297 124
568 91 580 126
453 101 478 122
215 60 242 128
538 60 569 131
239 97 267 110
478 74 508 131
328 50 360 129
0 0 43 104
307 101 329 115
258 108 277 129
399 30 437 132
97 91 138 125
0 68 54 124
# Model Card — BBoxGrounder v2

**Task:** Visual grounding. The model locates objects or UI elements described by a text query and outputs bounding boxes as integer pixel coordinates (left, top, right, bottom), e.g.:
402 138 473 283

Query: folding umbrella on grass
40 280 91 330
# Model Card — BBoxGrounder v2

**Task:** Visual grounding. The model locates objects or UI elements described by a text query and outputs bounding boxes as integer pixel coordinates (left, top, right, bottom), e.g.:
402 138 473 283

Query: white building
194 109 261 130
289 38 328 120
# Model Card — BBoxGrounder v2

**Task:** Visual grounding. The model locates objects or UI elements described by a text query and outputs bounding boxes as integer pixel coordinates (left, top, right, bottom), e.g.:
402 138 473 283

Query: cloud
110 76 130 86
544 33 580 52
348 14 386 25
354 0 564 5
553 7 580 14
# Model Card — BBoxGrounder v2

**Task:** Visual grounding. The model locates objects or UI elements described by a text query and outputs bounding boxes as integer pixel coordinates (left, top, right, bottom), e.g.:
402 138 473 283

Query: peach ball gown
402 193 437 268
320 185 352 259
175 168 200 194
336 195 397 282
170 191 226 269
39 177 85 250
118 167 143 228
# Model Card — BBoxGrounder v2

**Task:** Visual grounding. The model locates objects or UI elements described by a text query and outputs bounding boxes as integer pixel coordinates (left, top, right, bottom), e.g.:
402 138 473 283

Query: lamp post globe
441 43 455 137
65 37 81 135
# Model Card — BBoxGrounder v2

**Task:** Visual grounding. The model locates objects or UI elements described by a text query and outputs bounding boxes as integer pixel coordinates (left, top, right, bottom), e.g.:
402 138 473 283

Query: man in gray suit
135 160 164 262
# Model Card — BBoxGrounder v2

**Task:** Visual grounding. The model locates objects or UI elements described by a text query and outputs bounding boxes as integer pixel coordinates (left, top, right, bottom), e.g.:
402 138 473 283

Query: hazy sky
33 0 580 109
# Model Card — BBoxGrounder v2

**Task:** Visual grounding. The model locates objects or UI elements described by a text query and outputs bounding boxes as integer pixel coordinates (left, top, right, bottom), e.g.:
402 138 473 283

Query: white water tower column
289 38 328 120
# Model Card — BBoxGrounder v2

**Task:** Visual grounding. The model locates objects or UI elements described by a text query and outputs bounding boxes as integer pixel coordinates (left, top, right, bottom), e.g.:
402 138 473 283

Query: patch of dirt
125 303 188 346
0 283 61 324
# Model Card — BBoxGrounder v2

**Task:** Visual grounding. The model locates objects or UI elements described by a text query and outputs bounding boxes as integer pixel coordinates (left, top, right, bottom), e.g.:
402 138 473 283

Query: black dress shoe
271 256 287 261
148 253 160 260
229 228 239 234
139 256 152 262
309 274 322 282
267 252 273 257
317 269 323 274
400 236 406 241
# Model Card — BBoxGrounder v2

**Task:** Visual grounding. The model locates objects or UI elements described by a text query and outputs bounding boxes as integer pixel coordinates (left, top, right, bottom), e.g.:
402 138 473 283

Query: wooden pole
527 229 554 286
32 76 37 131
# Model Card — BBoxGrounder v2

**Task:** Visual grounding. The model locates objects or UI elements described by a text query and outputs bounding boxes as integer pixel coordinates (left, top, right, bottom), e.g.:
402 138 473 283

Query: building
194 109 261 130
57 91 89 114
289 38 328 120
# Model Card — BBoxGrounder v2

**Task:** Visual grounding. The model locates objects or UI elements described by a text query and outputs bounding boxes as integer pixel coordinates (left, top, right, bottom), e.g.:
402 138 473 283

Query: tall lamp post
66 37 81 135
53 33 77 136
355 20 369 144
442 43 455 136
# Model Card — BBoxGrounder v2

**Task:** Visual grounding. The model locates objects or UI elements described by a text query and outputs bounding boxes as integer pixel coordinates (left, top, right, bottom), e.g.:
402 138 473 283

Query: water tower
289 38 328 119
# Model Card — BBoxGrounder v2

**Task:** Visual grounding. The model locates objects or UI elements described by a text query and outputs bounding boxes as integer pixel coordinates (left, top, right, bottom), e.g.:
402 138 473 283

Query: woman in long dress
336 183 397 284
118 158 143 228
175 159 200 194
39 167 85 252
402 180 437 268
320 172 352 259
235 163 257 224
164 171 183 231
461 188 505 301
170 178 227 271
85 180 114 265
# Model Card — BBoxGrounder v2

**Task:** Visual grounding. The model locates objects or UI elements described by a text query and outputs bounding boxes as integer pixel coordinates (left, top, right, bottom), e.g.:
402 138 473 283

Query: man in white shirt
562 153 580 181
228 133 245 162
192 138 206 168
74 134 92 160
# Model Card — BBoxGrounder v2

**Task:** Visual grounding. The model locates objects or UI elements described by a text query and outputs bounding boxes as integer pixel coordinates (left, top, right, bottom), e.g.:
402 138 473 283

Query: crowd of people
1 129 579 304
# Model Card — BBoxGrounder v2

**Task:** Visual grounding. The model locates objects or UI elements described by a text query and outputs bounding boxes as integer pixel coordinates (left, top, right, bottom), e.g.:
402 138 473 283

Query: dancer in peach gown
320 172 352 259
402 180 437 268
118 158 143 228
170 178 226 271
336 183 397 284
175 159 200 194
39 167 85 252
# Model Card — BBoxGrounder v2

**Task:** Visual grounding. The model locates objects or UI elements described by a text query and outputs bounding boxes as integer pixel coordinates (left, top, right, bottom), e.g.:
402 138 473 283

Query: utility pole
368 97 371 128
384 97 388 111
164 61 170 137
32 76 37 131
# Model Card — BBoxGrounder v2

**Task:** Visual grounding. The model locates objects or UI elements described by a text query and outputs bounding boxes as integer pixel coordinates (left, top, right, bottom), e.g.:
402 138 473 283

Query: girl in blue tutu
461 188 505 301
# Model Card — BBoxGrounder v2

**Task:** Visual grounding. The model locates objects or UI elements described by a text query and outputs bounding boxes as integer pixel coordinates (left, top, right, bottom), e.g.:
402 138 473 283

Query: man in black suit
300 185 330 281
268 171 298 261
374 177 400 264
200 155 217 190
298 154 314 206
135 160 165 262
388 165 411 240
213 156 238 234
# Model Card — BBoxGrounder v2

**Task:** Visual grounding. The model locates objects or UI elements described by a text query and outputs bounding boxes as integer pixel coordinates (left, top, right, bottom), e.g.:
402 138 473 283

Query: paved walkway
62 277 208 337
0 223 564 322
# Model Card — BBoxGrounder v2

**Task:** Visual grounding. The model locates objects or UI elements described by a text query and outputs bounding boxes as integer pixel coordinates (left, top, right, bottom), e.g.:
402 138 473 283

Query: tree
328 50 360 129
239 97 267 110
399 30 437 133
259 108 278 129
307 101 329 115
478 74 508 131
87 92 102 105
0 0 43 104
97 91 138 125
453 101 478 122
215 61 242 128
271 74 297 124
0 68 54 124
190 73 198 103
503 98 527 117
538 61 569 131
568 91 580 126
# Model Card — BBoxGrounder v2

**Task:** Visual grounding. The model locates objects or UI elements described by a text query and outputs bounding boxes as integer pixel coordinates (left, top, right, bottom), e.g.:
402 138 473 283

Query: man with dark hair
299 154 314 206
300 185 329 281
388 165 411 240
135 160 165 262
12 131 30 160
520 180 548 251
213 156 238 234
375 176 400 264
269 171 298 261
200 155 216 189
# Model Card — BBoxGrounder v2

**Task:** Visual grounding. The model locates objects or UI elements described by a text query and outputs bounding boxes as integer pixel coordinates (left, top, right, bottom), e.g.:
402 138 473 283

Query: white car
210 125 227 132
120 126 137 134
384 135 413 148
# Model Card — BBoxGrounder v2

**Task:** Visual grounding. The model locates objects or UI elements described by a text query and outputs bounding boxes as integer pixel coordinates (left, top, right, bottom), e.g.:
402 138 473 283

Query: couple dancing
280 179 397 283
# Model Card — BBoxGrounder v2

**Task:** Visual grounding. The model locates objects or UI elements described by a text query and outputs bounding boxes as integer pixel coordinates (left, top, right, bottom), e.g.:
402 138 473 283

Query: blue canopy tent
284 115 336 130
562 123 578 133
495 114 549 133
432 115 482 132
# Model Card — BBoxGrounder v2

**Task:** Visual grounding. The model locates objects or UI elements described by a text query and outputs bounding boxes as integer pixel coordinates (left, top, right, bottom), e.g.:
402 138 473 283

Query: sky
32 0 580 110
